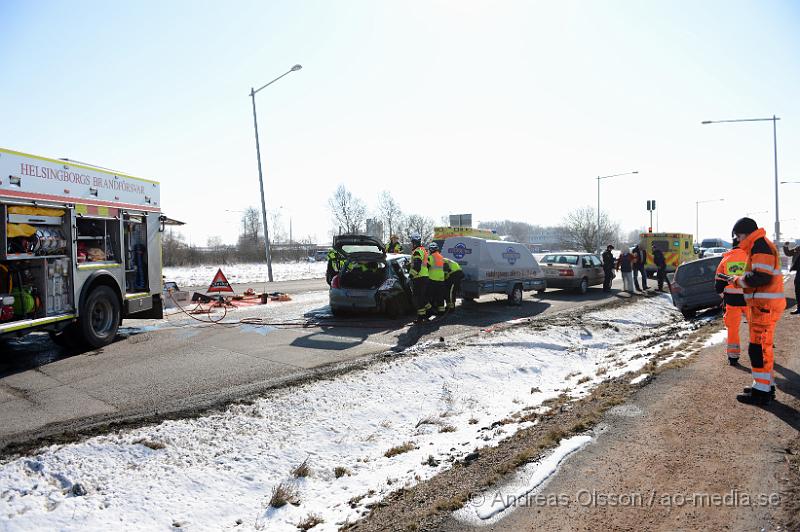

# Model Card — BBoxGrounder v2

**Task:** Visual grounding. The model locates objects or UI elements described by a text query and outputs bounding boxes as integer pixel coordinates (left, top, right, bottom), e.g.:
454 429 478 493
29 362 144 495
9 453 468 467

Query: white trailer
439 236 546 305
0 147 165 347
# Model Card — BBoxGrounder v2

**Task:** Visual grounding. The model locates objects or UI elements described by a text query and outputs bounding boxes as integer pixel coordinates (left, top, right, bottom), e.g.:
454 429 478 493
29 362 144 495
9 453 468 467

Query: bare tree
241 207 262 241
377 191 403 240
400 213 435 243
560 207 620 252
328 184 367 234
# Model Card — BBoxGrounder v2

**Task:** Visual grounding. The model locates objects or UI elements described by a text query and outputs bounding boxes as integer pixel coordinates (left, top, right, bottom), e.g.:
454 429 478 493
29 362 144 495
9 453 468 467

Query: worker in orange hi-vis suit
714 238 750 366
729 217 786 405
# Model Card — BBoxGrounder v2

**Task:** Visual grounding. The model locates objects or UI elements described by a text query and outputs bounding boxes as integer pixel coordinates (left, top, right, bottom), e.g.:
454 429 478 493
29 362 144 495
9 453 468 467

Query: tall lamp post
696 198 724 243
250 64 302 283
596 171 638 252
701 115 781 244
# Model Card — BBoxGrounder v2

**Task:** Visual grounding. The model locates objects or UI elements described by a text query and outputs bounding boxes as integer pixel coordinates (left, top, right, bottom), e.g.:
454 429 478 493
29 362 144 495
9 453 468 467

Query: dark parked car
669 255 723 319
328 234 413 317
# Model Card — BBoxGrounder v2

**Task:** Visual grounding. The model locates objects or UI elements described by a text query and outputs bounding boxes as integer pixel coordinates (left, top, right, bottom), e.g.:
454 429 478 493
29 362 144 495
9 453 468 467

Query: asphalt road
0 276 632 451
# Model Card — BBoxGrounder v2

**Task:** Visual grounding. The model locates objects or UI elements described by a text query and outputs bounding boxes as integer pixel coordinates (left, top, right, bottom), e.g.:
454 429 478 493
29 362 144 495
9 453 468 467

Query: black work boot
736 388 772 405
728 357 739 366
742 385 776 398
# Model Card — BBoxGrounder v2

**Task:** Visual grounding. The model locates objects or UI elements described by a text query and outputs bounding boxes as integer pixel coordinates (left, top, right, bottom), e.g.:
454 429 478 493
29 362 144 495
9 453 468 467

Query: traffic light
646 200 656 211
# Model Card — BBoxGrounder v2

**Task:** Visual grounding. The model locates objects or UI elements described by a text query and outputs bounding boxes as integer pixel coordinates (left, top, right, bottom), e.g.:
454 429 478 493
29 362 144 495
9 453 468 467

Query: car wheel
536 288 546 295
508 284 523 306
577 278 589 295
681 309 697 319
79 286 120 348
331 307 345 318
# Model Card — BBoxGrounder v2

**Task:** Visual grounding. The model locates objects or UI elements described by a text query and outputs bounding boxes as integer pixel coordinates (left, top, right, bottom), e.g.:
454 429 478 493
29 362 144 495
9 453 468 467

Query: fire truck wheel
79 286 120 348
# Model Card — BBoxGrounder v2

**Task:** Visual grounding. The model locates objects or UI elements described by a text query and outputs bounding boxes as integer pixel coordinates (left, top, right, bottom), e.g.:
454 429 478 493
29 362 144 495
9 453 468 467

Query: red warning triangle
207 268 234 293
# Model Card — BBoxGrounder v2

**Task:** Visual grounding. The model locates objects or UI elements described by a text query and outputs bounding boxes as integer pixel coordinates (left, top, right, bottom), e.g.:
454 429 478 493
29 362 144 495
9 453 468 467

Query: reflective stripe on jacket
738 228 785 306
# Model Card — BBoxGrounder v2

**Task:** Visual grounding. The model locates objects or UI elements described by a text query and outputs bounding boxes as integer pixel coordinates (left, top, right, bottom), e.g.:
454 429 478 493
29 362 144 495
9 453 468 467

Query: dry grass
292 459 311 478
268 482 300 508
296 513 324 530
577 376 591 384
385 442 417 458
595 366 608 376
334 466 351 478
438 425 456 433
415 416 440 428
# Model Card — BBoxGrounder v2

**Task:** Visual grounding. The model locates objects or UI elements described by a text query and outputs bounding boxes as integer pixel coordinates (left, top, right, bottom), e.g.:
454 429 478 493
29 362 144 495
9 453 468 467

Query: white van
439 237 546 305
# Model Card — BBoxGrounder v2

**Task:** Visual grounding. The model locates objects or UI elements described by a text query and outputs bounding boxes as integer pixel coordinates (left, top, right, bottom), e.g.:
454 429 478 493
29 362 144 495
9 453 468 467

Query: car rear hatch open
333 234 386 262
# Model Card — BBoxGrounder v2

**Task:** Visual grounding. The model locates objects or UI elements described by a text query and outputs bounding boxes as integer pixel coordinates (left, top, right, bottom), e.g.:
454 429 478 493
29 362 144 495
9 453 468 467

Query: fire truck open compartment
0 202 75 326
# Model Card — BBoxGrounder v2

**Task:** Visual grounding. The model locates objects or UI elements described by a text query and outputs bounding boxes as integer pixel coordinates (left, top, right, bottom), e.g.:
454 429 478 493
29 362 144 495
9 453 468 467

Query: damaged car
328 234 413 317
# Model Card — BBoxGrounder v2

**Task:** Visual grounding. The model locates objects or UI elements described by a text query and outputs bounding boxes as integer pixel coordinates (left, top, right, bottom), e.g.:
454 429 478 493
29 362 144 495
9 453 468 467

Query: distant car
314 249 329 262
698 238 731 258
669 256 723 319
702 247 727 257
538 252 604 294
328 234 413 317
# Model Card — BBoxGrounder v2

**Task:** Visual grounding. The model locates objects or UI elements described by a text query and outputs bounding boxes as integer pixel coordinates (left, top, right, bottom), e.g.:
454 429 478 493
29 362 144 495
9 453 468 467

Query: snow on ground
0 294 706 532
454 434 593 524
163 261 326 287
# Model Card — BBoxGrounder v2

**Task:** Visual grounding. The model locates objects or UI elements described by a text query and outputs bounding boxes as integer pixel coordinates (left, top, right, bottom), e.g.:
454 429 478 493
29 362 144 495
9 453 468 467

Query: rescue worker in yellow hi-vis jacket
714 238 750 366
728 217 785 405
408 233 431 323
427 242 446 315
443 256 464 311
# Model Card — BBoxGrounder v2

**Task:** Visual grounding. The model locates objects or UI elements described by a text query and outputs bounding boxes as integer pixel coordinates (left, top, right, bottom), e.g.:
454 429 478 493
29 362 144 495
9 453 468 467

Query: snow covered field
0 295 717 531
163 261 327 287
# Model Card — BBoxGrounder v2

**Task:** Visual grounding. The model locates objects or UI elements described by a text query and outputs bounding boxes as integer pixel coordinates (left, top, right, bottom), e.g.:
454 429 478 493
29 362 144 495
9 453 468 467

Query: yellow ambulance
639 233 697 274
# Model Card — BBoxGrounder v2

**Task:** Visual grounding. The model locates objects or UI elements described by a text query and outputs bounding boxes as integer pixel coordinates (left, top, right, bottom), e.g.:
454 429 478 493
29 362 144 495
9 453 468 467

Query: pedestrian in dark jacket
616 249 635 293
602 245 615 292
631 244 649 291
653 246 669 292
784 242 800 314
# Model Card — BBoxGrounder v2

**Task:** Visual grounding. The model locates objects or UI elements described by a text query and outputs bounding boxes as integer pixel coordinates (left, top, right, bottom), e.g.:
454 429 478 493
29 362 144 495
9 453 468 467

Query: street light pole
701 115 781 244
250 64 302 283
695 198 724 243
596 171 639 252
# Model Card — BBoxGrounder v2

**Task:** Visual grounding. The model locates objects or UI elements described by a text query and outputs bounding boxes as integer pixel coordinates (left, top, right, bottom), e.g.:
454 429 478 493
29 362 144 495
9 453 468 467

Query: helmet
410 232 421 243
428 242 439 252
732 217 757 237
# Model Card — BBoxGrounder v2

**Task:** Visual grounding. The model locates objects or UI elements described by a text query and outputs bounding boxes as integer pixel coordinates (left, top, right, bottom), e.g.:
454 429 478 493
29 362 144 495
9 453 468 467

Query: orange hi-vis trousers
723 305 749 360
747 300 785 393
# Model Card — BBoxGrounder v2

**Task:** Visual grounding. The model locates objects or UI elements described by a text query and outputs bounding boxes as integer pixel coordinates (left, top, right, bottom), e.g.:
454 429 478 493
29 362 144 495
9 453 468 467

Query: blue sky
2 0 799 246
